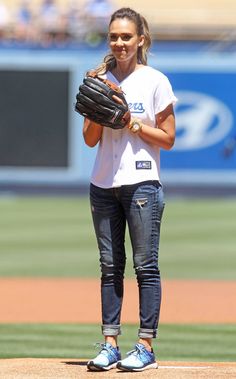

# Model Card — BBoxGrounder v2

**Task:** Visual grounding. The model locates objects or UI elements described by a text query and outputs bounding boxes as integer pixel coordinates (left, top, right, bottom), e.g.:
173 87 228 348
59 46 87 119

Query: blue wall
156 59 236 185
0 44 235 187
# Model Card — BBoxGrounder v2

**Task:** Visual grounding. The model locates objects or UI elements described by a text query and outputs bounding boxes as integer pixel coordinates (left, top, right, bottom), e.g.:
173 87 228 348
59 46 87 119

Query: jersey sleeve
154 74 178 115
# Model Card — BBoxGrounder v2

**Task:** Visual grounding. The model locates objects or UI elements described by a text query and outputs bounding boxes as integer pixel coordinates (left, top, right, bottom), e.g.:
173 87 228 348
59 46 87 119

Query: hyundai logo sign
174 91 233 150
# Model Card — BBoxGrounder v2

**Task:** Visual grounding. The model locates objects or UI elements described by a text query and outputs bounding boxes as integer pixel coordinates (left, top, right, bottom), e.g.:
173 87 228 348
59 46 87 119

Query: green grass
0 196 235 362
0 323 235 361
0 196 236 279
160 198 236 279
0 196 99 277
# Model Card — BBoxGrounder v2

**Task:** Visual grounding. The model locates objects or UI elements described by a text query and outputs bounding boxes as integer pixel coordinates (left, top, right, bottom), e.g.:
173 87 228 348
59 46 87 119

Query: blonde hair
94 7 151 75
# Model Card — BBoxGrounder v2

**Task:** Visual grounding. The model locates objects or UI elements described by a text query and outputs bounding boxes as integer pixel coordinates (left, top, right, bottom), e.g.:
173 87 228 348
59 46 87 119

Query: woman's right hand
83 118 103 147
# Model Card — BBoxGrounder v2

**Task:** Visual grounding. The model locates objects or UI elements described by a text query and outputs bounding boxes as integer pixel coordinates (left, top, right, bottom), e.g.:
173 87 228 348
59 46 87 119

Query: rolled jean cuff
102 324 121 336
138 328 157 339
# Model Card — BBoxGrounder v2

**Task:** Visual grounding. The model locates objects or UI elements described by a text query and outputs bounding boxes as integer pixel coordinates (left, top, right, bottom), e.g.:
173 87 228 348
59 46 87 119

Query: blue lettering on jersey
128 103 145 113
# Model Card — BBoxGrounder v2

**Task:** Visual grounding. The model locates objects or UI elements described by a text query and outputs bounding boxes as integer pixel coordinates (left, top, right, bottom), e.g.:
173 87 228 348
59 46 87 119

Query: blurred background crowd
0 0 115 47
0 0 235 48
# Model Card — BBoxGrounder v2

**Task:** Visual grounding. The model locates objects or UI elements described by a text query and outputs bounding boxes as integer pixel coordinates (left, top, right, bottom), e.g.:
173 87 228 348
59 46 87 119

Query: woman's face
108 18 144 63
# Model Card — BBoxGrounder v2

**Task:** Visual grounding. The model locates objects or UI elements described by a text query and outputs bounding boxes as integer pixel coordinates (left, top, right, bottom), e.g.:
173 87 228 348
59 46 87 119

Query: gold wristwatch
129 119 143 133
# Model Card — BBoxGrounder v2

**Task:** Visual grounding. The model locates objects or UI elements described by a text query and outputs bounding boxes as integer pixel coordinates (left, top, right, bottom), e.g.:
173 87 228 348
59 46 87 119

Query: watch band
129 119 143 133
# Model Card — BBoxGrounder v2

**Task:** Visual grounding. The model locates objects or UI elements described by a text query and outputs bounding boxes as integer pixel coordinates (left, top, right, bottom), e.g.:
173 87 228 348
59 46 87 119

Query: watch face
133 123 140 131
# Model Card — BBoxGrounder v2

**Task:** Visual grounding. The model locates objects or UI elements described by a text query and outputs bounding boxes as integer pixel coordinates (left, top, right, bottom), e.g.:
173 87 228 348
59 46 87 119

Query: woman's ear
138 35 145 47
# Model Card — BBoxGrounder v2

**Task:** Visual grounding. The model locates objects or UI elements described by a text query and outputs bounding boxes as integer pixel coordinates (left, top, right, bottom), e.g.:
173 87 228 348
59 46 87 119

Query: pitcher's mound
1 359 236 378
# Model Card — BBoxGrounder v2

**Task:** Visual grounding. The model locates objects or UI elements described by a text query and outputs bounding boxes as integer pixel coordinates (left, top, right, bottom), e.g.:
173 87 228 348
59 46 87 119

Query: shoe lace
93 342 116 357
94 342 108 352
126 344 144 357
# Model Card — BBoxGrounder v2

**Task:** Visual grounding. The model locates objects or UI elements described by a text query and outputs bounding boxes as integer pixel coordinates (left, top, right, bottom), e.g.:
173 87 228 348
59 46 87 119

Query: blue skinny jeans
90 180 165 339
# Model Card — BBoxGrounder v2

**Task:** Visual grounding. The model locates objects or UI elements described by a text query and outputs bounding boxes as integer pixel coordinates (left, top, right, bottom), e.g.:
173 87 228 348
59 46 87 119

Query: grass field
0 323 235 361
0 195 236 279
0 195 236 361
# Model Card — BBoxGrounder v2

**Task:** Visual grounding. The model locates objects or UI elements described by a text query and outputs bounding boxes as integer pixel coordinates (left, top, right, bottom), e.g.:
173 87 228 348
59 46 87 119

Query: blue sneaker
87 342 121 371
117 343 158 372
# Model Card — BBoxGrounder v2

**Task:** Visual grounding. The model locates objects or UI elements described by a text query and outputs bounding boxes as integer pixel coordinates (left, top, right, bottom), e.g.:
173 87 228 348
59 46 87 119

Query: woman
83 7 177 372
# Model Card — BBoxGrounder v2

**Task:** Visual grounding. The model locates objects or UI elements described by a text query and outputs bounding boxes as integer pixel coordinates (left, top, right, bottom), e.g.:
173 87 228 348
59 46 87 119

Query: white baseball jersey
90 66 177 188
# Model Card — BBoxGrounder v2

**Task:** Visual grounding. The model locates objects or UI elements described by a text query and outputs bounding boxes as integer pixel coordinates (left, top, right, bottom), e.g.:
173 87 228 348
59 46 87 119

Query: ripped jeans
90 180 165 339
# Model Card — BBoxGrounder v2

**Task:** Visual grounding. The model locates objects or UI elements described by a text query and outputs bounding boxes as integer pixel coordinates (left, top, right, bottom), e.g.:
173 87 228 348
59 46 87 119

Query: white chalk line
159 366 211 370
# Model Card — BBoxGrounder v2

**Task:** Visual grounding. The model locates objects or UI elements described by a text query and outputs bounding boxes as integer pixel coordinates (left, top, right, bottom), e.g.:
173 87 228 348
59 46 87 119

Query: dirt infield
0 278 236 379
1 359 236 379
0 278 236 378
0 278 236 323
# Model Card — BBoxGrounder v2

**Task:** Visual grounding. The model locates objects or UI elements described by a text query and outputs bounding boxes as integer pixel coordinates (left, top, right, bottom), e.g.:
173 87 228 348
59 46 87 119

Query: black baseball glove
75 72 131 129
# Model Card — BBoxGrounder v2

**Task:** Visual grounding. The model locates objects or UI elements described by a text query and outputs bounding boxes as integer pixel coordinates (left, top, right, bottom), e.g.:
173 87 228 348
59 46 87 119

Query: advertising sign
156 58 236 185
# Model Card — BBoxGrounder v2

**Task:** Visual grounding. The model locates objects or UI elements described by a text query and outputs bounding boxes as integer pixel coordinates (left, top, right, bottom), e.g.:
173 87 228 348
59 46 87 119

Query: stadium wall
0 45 235 192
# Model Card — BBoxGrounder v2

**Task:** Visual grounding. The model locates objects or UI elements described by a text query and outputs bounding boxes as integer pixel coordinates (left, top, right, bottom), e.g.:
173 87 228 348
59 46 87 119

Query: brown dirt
0 278 236 323
0 359 236 379
0 278 235 378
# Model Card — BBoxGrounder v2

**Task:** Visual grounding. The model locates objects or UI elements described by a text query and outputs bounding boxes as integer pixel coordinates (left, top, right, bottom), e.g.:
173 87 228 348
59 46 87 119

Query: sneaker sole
87 361 118 371
117 362 158 372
